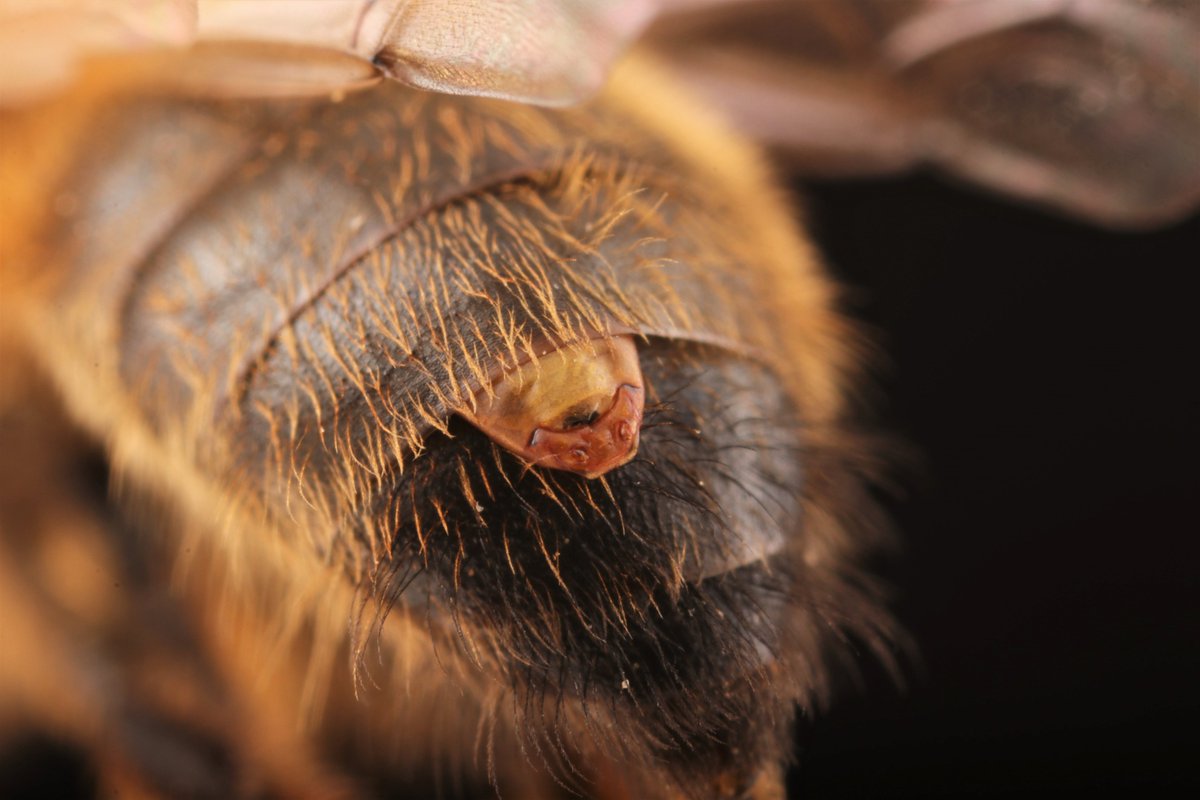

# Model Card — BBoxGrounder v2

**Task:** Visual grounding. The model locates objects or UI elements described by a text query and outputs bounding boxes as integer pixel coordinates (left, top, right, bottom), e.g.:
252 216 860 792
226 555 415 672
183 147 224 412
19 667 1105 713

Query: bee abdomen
50 83 788 547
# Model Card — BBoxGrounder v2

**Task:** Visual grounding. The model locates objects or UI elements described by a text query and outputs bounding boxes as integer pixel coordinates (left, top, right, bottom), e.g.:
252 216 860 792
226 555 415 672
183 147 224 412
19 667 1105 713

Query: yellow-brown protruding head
462 335 644 478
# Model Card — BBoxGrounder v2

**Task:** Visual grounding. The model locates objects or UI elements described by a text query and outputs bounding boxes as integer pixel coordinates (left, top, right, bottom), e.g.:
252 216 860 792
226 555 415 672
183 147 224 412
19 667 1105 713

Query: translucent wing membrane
0 0 656 105
649 0 1200 226
4 1 1195 224
0 0 195 104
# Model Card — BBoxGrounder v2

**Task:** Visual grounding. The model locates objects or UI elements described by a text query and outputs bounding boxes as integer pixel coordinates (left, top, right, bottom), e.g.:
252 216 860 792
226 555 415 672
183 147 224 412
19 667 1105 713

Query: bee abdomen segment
462 335 643 478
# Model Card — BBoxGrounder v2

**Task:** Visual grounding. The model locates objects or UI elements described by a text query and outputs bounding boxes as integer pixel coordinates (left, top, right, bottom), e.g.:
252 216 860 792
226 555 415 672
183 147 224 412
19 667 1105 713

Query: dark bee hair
2 55 896 798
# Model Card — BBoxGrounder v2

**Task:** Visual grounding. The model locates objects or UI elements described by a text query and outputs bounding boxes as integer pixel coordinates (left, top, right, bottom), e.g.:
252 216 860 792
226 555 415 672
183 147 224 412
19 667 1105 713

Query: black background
788 173 1197 797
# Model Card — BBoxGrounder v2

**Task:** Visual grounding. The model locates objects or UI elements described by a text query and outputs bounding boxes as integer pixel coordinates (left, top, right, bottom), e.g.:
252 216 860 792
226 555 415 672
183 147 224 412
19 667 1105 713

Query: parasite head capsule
463 335 644 478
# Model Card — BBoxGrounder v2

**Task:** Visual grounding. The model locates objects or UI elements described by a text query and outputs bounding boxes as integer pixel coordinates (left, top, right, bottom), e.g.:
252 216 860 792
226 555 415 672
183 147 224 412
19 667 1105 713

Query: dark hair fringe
344 361 903 797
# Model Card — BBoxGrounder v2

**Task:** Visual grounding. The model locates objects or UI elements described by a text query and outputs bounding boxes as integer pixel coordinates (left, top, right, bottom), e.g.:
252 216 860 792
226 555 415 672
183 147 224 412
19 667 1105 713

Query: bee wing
649 0 1200 227
0 0 656 106
0 0 196 104
359 0 658 105
8 1 1194 225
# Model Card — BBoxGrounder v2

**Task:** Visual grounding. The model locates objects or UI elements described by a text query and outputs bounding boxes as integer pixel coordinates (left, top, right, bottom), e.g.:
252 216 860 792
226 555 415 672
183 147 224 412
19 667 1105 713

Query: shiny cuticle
460 335 644 478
